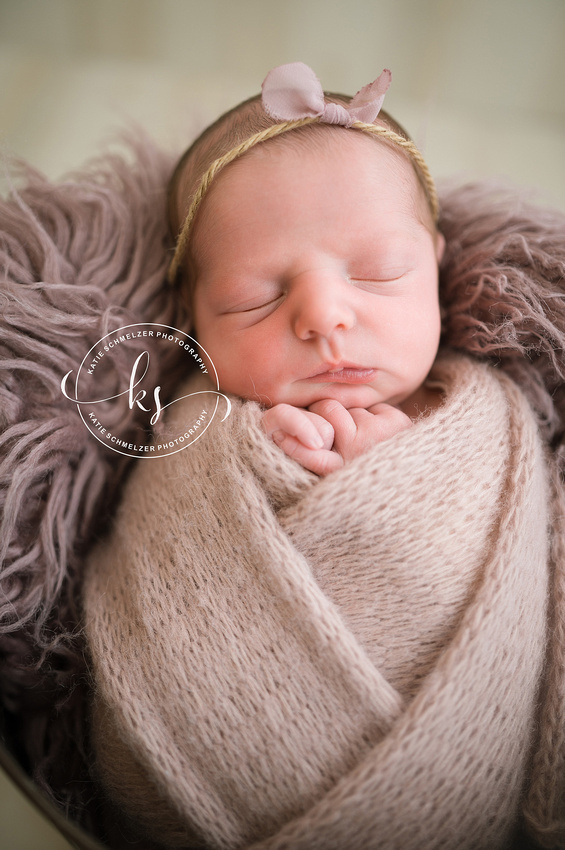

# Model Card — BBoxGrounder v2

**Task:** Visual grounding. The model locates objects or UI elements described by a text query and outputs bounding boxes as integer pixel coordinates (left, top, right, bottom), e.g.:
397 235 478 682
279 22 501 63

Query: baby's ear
435 231 446 264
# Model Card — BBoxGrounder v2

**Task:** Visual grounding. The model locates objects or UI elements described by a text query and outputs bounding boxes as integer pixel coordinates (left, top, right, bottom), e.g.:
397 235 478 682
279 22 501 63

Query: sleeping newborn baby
168 65 445 475
180 127 445 476
83 64 550 850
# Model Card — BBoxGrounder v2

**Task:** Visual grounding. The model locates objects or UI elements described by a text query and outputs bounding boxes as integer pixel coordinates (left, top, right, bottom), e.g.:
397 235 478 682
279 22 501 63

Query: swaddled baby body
83 64 552 850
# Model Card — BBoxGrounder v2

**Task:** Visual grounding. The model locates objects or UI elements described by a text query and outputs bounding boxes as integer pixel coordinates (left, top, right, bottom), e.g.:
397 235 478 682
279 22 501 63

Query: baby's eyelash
350 275 403 286
242 293 284 312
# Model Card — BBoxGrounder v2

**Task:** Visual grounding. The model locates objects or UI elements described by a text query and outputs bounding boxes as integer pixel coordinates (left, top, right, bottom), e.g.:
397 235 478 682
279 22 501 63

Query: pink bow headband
168 62 439 284
262 62 392 128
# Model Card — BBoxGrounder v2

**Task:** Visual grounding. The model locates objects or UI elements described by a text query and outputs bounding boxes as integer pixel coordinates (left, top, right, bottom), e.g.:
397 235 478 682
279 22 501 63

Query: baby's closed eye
347 243 417 286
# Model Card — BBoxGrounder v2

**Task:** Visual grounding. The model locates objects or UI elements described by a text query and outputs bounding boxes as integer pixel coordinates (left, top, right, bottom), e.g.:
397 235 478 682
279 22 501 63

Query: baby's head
168 63 445 413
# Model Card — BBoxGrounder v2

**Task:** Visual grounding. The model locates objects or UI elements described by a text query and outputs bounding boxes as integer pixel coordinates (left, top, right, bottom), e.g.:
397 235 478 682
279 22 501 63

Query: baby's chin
275 383 391 411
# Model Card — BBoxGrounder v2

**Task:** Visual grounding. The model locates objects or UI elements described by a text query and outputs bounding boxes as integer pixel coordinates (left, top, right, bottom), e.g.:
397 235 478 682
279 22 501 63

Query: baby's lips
306 360 372 378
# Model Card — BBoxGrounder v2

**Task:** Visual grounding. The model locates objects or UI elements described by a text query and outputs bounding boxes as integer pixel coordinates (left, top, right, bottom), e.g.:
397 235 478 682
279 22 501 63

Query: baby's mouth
307 363 376 383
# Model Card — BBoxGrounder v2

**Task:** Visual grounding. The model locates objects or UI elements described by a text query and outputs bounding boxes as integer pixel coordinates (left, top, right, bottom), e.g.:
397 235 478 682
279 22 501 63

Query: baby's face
189 131 444 412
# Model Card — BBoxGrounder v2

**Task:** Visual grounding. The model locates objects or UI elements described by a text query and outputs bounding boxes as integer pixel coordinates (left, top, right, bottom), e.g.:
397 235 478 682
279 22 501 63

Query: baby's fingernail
272 430 285 444
309 434 324 449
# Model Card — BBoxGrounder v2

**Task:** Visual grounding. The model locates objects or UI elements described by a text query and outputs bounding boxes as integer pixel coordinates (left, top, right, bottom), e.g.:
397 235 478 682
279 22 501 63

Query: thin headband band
167 64 439 285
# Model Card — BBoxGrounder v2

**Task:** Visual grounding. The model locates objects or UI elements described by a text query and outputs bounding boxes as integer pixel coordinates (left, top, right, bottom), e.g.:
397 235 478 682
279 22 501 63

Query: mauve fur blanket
1 137 565 847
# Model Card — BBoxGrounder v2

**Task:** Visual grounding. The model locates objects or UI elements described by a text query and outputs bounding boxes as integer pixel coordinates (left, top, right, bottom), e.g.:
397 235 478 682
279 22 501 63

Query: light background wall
1 0 565 207
0 0 564 847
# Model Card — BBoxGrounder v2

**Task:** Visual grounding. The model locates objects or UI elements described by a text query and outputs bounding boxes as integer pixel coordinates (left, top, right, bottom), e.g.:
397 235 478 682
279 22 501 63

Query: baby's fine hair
166 91 433 284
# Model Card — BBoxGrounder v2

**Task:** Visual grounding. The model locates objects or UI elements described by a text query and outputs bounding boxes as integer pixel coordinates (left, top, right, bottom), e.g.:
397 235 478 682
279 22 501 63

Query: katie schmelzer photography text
61 323 230 459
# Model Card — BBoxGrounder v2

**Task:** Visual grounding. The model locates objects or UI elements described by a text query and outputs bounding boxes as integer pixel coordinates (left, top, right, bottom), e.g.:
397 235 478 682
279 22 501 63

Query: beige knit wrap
83 353 550 849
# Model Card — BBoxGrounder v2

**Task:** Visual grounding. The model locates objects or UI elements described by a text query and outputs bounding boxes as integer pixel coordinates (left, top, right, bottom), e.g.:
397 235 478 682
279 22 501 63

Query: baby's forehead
277 130 435 229
173 121 432 241
220 130 426 217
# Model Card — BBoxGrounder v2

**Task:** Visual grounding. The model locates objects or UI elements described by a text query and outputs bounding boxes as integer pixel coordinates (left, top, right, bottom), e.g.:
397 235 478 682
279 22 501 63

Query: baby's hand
262 403 341 476
262 400 412 476
308 399 412 466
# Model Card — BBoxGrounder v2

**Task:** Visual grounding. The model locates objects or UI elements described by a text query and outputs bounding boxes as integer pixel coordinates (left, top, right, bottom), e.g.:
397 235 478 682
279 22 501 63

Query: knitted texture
84 354 549 850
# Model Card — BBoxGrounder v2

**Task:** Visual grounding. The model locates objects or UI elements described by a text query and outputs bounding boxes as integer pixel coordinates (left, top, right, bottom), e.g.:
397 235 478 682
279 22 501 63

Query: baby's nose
291 269 355 342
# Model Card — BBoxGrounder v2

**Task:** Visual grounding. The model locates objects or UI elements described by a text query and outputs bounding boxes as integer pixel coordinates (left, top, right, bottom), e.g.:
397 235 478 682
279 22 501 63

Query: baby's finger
364 403 413 432
272 432 343 475
347 403 412 440
263 404 324 450
365 402 408 418
302 411 335 450
308 399 356 442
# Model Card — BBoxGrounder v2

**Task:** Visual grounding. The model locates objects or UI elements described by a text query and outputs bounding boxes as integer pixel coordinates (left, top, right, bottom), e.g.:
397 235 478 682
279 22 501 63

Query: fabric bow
261 62 392 128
